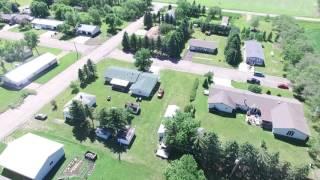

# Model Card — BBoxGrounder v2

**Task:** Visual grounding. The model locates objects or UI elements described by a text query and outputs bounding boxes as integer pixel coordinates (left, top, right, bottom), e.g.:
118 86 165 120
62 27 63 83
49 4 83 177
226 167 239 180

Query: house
221 16 229 26
2 53 57 89
76 24 100 37
0 14 33 25
31 18 63 30
208 85 310 142
104 67 159 97
63 92 96 120
243 40 265 66
95 127 112 140
117 126 135 145
0 133 65 180
158 105 180 139
189 39 218 54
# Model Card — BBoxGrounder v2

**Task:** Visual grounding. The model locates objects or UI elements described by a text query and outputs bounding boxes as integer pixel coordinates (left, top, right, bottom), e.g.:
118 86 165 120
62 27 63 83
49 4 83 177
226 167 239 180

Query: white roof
164 105 180 118
0 133 64 179
31 18 63 27
77 24 99 33
64 92 96 110
110 78 130 87
4 53 57 84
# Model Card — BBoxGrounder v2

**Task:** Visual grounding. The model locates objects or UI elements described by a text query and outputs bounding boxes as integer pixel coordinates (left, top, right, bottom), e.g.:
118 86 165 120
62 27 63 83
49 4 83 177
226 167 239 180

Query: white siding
272 128 308 141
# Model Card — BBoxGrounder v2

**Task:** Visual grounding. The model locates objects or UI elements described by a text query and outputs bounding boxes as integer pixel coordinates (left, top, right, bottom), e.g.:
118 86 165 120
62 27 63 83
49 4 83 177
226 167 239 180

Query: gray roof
130 73 158 96
0 14 14 21
104 67 140 83
76 24 100 33
189 39 218 50
244 40 265 60
208 85 310 135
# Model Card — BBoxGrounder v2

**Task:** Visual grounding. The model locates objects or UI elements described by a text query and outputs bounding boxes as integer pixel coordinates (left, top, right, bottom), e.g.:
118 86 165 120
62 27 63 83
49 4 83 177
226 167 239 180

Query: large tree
134 48 152 71
88 7 102 26
105 13 122 34
224 34 242 66
144 11 153 30
24 31 39 55
30 0 50 18
122 31 130 51
164 155 206 180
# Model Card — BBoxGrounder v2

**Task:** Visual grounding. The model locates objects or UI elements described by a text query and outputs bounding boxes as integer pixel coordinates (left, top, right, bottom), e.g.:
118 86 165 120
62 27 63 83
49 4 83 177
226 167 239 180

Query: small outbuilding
189 39 218 54
117 126 135 146
31 18 63 30
2 53 57 89
76 24 100 37
63 92 96 120
221 16 230 26
243 40 265 66
0 133 65 180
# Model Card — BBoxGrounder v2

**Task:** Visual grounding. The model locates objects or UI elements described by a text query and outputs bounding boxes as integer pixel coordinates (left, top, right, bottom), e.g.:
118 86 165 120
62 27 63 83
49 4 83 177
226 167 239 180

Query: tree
30 1 49 18
164 155 206 180
150 38 155 52
156 36 162 53
250 17 260 29
248 84 262 93
144 11 153 30
143 36 150 49
122 32 130 52
208 6 222 19
164 112 200 153
134 48 152 71
88 7 102 26
24 31 39 55
64 11 80 28
69 81 79 94
137 37 143 50
130 33 138 52
68 100 87 125
87 59 97 79
184 104 196 117
1 40 26 63
78 68 86 87
52 3 73 20
267 32 273 42
262 31 267 41
97 108 131 136
224 34 242 66
201 6 206 14
274 33 280 42
105 13 122 34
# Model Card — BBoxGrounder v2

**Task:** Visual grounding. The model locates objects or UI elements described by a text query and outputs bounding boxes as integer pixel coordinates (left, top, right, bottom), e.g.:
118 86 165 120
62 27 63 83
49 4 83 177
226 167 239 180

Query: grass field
34 46 62 56
10 0 32 6
1 58 311 179
155 0 318 17
10 27 46 36
231 80 294 98
0 88 30 113
35 52 79 84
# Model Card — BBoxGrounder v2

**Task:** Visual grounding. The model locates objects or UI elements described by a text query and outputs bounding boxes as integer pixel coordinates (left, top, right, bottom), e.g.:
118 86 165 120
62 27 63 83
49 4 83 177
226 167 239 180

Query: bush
159 23 175 34
184 104 196 117
190 78 199 102
248 84 262 94
266 90 271 95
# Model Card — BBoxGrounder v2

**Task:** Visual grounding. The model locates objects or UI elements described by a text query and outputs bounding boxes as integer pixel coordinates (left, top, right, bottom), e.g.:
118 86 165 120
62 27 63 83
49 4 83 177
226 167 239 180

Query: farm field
154 0 318 17
0 58 311 179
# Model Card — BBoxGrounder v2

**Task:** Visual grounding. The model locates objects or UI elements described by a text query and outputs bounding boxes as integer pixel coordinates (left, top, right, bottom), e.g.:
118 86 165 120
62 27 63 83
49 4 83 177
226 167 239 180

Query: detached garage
0 133 65 180
2 53 57 89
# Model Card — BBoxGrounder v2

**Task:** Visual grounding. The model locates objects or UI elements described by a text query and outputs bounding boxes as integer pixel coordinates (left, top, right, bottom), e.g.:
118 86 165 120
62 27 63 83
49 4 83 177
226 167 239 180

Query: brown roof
208 85 310 135
189 39 218 50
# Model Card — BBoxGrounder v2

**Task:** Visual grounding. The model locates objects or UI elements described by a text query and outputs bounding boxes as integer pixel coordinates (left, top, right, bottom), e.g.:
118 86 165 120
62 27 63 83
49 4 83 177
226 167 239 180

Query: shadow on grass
274 135 310 147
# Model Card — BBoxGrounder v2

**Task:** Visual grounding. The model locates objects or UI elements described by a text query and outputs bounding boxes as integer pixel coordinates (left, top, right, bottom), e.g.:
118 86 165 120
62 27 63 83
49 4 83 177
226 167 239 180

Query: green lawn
34 46 62 56
35 52 79 84
1 58 311 179
0 88 30 113
0 142 5 154
10 27 46 36
231 80 294 98
154 0 318 17
10 0 32 6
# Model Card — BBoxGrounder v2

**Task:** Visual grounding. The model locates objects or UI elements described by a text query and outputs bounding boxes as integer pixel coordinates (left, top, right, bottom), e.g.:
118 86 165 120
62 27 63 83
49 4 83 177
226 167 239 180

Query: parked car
254 72 265 78
278 83 289 89
157 88 164 98
34 113 47 120
247 78 260 85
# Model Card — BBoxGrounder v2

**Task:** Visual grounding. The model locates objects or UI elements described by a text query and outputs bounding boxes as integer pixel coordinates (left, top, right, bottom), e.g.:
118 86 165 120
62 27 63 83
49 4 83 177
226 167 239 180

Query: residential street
0 17 144 140
107 49 290 88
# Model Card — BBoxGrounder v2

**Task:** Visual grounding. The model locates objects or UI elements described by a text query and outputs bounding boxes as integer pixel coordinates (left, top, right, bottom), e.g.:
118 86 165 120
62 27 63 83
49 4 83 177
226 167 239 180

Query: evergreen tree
262 31 266 41
83 64 91 82
156 36 162 52
137 37 143 50
87 59 97 78
143 36 150 49
164 13 170 23
130 33 137 52
267 32 273 42
78 69 85 87
274 33 280 42
224 34 242 66
144 11 153 30
150 38 155 52
122 31 130 51
134 48 152 71
201 6 206 14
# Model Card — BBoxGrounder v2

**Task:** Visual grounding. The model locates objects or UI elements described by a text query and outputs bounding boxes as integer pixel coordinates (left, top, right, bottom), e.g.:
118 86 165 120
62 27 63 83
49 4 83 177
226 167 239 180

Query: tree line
163 111 309 179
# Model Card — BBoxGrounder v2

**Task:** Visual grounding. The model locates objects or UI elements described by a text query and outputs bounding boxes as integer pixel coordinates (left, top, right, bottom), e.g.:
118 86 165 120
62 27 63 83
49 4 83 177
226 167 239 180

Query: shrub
202 78 209 89
184 104 196 117
159 23 175 34
266 90 271 95
248 84 262 94
70 81 79 94
190 78 199 102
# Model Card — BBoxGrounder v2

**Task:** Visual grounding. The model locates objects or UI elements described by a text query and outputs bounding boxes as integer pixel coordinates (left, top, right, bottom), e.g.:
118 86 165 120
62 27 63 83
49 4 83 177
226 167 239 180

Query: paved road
152 2 320 22
0 30 95 54
0 17 144 140
108 49 290 88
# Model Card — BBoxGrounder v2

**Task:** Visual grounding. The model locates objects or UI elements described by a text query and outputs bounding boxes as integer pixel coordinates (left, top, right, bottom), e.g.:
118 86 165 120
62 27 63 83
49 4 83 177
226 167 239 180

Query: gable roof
105 67 140 83
130 73 158 96
244 40 265 60
31 18 63 27
76 24 100 33
189 39 218 50
0 133 64 179
208 85 310 135
64 92 96 109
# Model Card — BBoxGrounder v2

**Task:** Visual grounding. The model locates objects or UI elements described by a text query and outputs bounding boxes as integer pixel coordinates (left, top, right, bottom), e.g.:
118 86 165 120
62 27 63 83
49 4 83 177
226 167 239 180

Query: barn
0 133 65 180
2 53 57 89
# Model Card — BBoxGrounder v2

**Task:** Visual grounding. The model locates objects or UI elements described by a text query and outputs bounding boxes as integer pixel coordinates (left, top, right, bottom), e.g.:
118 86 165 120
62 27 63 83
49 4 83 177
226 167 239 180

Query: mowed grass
1 58 311 179
0 88 28 113
231 80 294 98
10 27 46 36
10 0 32 6
34 46 62 56
35 52 79 84
154 0 318 17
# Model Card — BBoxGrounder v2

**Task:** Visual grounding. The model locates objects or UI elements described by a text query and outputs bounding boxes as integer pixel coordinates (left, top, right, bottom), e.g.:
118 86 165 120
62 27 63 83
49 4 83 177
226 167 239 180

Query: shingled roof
244 40 265 60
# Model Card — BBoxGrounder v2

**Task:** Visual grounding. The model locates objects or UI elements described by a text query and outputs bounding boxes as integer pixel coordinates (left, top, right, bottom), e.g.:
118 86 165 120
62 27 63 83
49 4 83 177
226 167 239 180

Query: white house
117 127 135 145
0 133 65 180
2 53 57 89
76 24 100 37
158 105 180 139
63 92 96 120
31 18 63 30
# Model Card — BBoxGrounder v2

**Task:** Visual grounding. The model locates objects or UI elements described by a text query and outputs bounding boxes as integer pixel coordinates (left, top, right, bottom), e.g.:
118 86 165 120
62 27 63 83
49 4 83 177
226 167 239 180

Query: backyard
0 58 312 179
154 0 318 17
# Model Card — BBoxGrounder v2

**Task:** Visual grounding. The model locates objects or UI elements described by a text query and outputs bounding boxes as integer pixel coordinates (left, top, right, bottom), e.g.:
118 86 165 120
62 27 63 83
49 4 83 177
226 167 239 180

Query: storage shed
0 133 65 180
2 53 57 89
76 24 100 37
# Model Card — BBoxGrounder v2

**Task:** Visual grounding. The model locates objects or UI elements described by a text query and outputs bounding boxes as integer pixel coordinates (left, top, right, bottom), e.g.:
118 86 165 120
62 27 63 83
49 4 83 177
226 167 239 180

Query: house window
286 131 295 136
